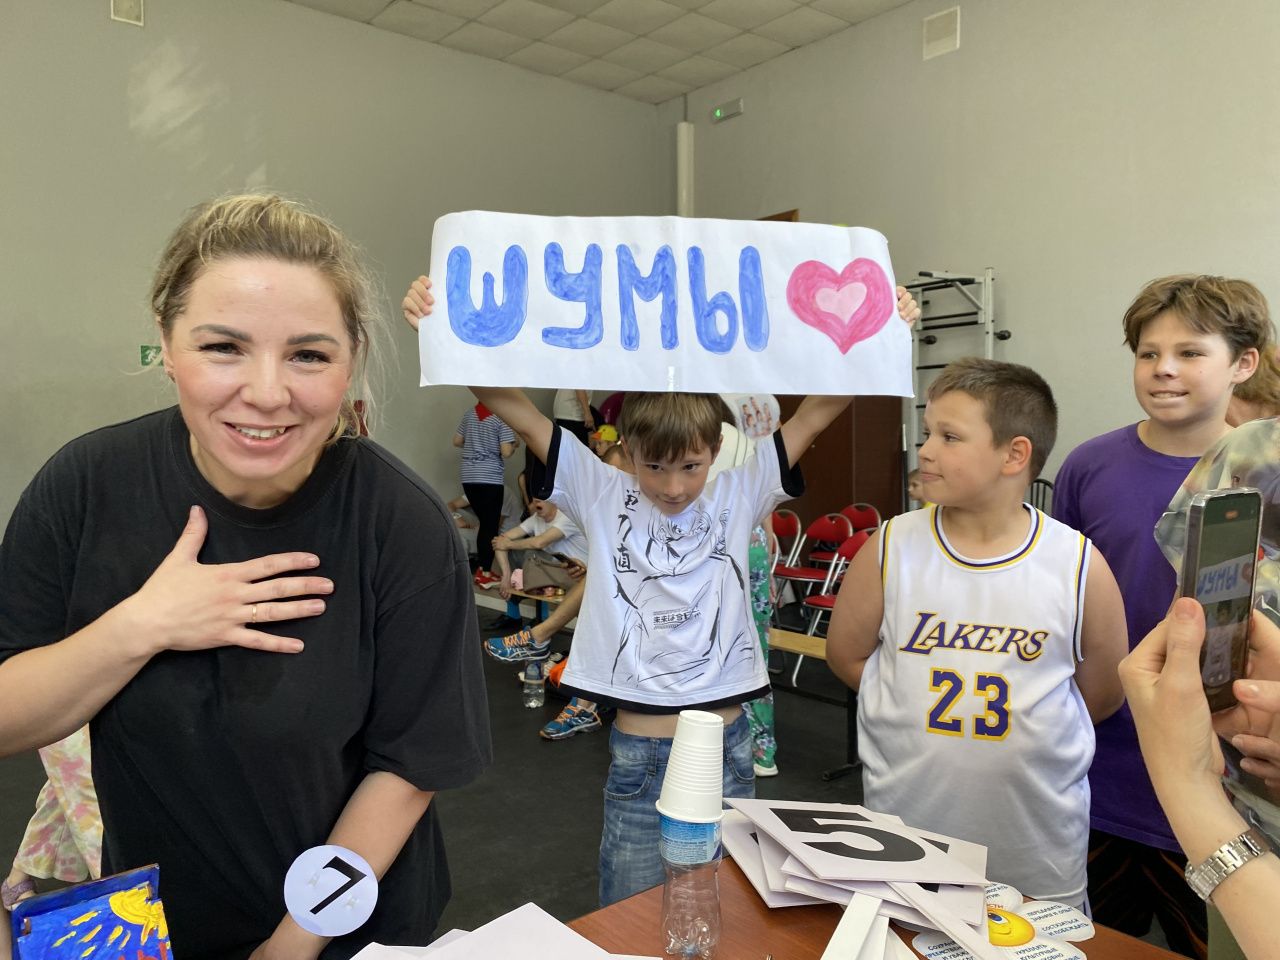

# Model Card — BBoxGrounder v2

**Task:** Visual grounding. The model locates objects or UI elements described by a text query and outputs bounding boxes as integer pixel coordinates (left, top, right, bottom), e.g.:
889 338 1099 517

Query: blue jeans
599 712 755 906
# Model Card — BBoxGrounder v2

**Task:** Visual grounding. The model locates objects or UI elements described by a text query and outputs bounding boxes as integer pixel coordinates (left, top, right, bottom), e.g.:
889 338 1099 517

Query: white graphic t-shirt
546 428 801 712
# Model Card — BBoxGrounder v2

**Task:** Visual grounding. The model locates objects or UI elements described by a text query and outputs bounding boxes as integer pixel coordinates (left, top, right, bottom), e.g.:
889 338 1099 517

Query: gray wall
683 0 1280 476
0 0 674 522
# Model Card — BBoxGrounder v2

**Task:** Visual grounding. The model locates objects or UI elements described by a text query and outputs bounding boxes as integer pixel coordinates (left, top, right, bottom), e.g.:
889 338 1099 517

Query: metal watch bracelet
1184 827 1271 901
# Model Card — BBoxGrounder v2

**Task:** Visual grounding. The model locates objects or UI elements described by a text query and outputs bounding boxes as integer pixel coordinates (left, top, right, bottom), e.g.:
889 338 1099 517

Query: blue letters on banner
688 245 737 355
543 243 604 348
738 246 769 351
446 245 529 346
447 242 771 353
617 244 677 351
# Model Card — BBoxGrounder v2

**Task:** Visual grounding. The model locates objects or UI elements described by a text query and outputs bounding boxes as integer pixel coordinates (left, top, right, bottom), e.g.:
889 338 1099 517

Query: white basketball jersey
858 505 1095 904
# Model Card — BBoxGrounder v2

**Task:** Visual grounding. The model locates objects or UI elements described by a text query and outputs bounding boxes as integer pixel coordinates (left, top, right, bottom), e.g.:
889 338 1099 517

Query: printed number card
421 212 910 396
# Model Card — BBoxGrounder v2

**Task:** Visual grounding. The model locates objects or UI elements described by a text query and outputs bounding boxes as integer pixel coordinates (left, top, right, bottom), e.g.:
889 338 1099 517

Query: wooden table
568 858 1181 960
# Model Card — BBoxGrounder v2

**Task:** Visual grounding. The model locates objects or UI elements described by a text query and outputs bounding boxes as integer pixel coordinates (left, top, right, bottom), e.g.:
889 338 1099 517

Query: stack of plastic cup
656 710 726 825
657 711 726 959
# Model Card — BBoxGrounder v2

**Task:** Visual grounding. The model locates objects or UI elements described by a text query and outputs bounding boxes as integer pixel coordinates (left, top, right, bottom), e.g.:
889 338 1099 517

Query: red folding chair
811 503 881 566
769 509 803 570
772 513 854 596
790 530 871 685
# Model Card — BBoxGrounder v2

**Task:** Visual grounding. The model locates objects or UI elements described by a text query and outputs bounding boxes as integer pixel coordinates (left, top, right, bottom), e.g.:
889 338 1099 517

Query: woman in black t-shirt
0 195 491 960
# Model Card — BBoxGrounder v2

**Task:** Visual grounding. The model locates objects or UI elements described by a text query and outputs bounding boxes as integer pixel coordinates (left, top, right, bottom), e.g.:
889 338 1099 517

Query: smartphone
1179 488 1263 712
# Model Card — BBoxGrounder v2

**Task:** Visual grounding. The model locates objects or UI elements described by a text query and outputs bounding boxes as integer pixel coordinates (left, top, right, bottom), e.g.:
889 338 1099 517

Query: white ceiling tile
702 31 788 67
289 0 396 21
412 0 504 17
698 0 798 31
602 36 686 72
480 0 576 39
657 53 738 86
809 0 910 24
560 58 643 89
754 5 846 46
589 0 685 35
614 74 690 103
536 0 612 13
370 1 464 41
647 12 738 52
543 17 632 56
504 40 590 73
436 21 532 57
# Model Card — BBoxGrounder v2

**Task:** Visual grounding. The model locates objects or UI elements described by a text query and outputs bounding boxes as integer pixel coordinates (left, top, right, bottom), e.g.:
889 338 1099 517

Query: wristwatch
1184 827 1271 901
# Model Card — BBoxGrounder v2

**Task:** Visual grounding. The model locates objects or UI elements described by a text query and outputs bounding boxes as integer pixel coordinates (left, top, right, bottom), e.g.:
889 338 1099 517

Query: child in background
1054 275 1270 957
906 468 930 508
402 275 920 904
827 358 1128 907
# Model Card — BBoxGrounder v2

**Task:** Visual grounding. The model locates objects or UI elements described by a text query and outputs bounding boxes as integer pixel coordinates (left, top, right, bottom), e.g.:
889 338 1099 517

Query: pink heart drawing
786 258 893 354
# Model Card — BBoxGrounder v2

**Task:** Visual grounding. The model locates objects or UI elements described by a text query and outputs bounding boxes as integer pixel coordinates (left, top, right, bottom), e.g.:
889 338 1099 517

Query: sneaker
540 700 603 740
753 760 779 777
474 570 502 588
484 627 550 662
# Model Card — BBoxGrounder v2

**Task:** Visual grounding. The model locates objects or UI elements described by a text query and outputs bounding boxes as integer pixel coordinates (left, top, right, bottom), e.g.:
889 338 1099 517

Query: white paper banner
422 211 910 396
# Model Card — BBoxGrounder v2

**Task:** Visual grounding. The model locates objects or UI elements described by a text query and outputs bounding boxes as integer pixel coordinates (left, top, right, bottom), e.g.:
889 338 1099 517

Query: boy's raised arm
826 529 886 690
780 395 853 468
401 275 554 461
1075 545 1128 723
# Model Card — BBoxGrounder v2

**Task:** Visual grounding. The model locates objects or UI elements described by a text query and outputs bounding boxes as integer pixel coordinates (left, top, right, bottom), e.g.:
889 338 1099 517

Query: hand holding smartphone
1179 488 1263 712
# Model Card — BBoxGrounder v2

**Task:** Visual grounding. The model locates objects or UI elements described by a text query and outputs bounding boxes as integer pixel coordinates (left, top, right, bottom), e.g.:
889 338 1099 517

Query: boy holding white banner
826 358 1129 909
404 275 919 906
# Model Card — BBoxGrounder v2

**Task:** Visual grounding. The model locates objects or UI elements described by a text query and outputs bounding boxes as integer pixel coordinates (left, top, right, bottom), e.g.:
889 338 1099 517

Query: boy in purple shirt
1054 275 1270 958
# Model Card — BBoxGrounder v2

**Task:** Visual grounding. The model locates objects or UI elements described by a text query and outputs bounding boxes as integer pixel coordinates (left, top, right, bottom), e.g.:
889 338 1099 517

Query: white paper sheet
421 902 611 960
422 211 909 396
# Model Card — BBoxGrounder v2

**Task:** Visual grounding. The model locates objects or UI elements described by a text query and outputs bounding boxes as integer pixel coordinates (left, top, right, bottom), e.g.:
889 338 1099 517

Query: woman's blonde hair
150 193 384 441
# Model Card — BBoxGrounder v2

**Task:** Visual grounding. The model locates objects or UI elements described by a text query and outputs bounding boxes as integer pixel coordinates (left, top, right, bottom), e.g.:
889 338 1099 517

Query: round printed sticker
284 845 378 937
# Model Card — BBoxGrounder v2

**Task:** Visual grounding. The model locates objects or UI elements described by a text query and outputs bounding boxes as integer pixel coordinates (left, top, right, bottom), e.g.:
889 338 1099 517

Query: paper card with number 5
726 799 987 885
422 211 909 396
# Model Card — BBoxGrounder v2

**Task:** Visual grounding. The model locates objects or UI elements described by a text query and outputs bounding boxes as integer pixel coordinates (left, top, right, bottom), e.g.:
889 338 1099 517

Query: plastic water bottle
659 815 721 959
522 659 545 709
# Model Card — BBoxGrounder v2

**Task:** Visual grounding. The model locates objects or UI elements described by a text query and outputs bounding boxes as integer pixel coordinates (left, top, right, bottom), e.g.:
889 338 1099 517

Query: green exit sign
140 345 162 367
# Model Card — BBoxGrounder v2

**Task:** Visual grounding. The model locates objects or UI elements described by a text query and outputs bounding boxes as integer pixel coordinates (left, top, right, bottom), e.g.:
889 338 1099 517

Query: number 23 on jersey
926 668 1010 740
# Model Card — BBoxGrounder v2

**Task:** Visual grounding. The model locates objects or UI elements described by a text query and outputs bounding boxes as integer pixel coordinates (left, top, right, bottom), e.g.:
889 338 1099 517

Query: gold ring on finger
250 603 258 624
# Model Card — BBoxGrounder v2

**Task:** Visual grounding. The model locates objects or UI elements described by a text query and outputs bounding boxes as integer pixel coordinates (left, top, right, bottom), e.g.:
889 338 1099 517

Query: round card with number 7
284 845 379 937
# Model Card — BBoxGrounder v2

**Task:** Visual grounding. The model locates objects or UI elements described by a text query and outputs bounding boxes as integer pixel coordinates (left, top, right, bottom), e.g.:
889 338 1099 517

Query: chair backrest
840 502 882 532
806 513 854 546
1028 478 1054 512
770 509 803 567
819 530 872 593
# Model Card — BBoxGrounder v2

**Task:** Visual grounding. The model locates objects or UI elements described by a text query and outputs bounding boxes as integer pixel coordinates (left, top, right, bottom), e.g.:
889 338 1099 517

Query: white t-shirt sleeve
715 431 798 528
545 426 615 530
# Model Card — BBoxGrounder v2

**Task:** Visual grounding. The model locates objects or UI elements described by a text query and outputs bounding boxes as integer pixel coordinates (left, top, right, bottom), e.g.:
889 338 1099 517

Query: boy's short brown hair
617 393 731 463
927 358 1058 480
1122 275 1273 361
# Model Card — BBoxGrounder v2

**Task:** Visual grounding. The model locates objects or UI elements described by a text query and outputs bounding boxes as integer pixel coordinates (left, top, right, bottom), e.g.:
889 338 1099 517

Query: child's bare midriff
613 704 742 738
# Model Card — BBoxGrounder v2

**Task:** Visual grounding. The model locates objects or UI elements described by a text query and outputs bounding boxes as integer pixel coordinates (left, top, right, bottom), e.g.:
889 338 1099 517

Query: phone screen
1185 491 1261 703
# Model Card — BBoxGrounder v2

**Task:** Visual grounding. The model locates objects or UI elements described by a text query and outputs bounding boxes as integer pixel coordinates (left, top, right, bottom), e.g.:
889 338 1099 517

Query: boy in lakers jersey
827 358 1129 907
